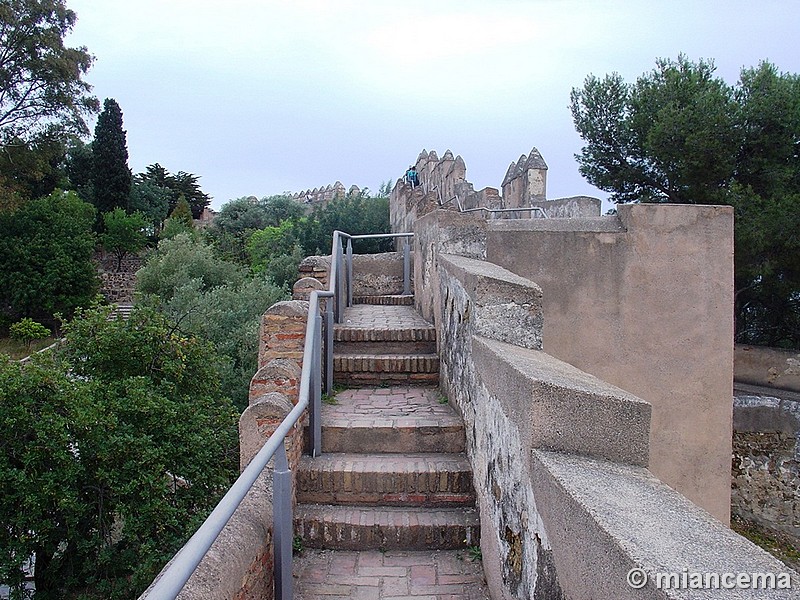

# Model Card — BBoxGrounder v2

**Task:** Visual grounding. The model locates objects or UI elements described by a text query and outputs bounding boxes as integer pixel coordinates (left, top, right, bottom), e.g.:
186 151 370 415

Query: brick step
295 504 480 550
313 413 464 455
352 295 414 306
333 354 439 374
297 453 474 507
334 325 436 343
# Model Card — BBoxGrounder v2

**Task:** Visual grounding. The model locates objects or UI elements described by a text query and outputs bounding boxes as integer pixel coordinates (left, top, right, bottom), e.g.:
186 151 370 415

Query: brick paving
339 305 434 330
293 548 490 600
322 387 458 429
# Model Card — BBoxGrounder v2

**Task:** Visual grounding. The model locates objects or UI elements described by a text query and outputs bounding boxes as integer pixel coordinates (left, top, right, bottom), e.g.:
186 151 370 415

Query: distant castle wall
289 181 361 209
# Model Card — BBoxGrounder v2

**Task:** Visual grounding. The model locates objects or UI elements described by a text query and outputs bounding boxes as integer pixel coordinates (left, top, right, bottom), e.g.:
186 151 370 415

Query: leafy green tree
0 0 98 145
137 164 211 218
0 134 70 209
91 98 131 213
9 317 50 350
0 190 97 326
170 171 211 218
0 305 238 598
137 233 237 301
570 56 800 348
308 192 391 253
128 176 171 234
136 234 286 408
570 55 737 205
101 208 148 271
170 195 194 225
65 139 94 199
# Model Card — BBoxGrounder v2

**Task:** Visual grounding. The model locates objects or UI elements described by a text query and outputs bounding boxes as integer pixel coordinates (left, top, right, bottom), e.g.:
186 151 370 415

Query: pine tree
91 98 131 213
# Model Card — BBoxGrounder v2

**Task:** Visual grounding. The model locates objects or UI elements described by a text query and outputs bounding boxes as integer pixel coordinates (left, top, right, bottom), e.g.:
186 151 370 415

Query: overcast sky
66 1 800 210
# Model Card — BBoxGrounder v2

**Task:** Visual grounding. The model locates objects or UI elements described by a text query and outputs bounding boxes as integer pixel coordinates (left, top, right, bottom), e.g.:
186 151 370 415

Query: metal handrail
144 229 413 600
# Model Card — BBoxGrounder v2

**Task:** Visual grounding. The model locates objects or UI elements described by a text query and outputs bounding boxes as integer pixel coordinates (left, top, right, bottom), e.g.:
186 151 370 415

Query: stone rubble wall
732 388 800 545
413 208 797 599
95 252 143 303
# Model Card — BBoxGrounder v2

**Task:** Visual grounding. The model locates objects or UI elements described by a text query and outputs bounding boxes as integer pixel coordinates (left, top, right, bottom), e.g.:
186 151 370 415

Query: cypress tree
92 98 131 213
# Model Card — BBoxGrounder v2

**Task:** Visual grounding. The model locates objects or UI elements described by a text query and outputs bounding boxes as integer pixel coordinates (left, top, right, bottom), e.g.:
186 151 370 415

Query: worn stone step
297 453 475 507
333 371 440 386
295 504 480 550
312 387 464 453
352 295 414 306
333 354 439 374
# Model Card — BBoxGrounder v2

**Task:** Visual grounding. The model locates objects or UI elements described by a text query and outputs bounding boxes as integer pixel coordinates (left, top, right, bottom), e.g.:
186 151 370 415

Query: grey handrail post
346 238 353 308
403 238 411 295
311 313 323 457
324 298 333 395
273 442 293 600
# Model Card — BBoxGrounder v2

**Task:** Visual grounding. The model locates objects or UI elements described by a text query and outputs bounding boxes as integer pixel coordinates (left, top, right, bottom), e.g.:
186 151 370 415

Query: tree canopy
137 164 211 219
0 0 98 145
570 56 800 348
0 305 238 598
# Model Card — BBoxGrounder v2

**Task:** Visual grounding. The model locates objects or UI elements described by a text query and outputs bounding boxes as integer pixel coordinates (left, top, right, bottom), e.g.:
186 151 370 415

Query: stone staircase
296 301 480 552
332 303 439 386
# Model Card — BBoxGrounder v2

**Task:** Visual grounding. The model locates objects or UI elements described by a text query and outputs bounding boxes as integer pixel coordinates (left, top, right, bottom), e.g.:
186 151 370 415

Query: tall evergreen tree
91 98 131 213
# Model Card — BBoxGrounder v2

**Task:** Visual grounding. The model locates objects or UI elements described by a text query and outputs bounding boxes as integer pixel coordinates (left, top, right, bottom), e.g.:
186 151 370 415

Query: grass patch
321 384 347 405
0 336 57 360
731 514 800 572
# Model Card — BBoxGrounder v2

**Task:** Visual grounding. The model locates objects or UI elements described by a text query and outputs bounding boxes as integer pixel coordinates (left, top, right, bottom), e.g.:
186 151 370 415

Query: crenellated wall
289 181 361 208
390 148 600 241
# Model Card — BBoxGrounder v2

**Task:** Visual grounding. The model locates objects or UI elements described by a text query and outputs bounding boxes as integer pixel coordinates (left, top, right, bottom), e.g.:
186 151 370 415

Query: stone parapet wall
735 345 800 392
412 212 798 597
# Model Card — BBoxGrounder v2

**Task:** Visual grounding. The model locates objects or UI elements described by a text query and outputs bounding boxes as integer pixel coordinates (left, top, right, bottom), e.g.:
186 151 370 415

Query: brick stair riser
314 424 464 454
295 505 479 551
353 295 414 306
334 327 436 343
333 355 439 374
297 455 475 507
334 340 437 355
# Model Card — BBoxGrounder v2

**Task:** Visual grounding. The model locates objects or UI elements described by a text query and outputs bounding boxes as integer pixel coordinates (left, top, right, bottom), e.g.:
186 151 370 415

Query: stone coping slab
473 336 650 466
532 449 799 599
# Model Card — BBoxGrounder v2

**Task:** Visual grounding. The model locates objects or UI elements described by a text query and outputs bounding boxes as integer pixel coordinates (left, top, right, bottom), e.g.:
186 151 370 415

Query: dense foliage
0 190 97 329
209 191 391 288
570 56 800 348
0 305 238 599
136 234 286 409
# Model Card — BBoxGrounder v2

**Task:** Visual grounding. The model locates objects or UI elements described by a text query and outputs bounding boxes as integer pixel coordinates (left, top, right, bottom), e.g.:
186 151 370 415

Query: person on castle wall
406 165 419 188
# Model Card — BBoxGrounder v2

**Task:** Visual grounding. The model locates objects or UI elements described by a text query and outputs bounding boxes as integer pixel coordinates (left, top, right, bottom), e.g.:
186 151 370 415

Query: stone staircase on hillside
296 299 480 552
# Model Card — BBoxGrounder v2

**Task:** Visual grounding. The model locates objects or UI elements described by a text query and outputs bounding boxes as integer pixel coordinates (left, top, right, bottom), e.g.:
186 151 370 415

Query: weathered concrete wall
531 195 601 218
298 252 412 297
736 345 800 392
733 385 800 545
485 203 735 524
424 250 795 598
